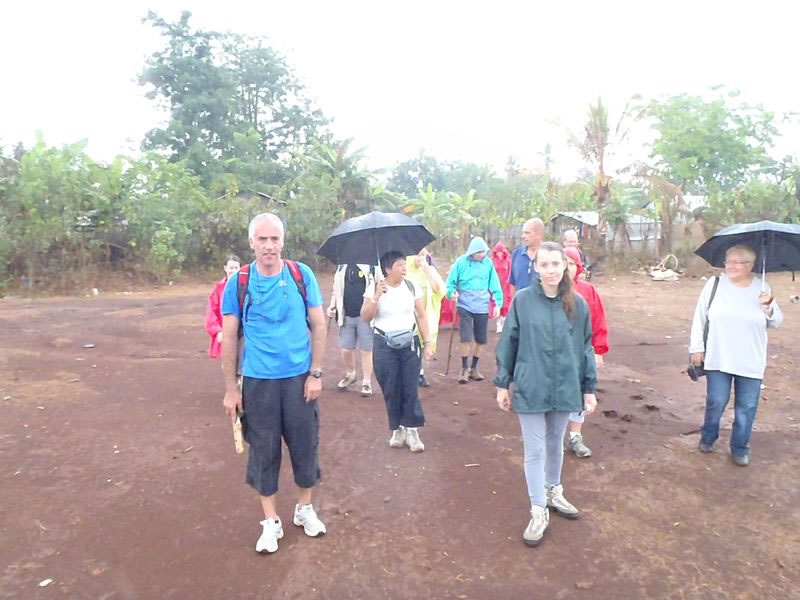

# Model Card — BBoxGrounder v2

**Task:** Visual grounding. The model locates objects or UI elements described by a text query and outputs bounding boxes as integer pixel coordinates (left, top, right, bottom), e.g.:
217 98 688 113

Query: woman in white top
361 251 434 452
689 244 783 466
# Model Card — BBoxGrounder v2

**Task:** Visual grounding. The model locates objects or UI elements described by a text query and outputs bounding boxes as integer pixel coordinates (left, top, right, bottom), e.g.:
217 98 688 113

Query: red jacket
564 247 609 355
204 277 227 359
490 242 512 317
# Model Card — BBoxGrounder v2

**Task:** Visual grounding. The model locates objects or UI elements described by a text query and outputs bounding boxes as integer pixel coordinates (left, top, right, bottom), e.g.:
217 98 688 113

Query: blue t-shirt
222 260 323 380
508 245 540 291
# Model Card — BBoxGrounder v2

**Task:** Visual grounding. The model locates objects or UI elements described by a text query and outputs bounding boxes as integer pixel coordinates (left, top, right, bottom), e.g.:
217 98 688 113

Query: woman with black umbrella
689 244 783 466
361 251 434 452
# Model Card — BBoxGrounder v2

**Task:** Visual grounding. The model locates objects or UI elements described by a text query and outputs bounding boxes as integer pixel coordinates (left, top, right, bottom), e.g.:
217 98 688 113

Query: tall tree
139 11 327 188
644 90 778 194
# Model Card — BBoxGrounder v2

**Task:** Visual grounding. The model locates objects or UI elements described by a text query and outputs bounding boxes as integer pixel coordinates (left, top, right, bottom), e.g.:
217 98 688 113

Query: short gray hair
725 244 755 263
562 229 578 242
248 213 285 241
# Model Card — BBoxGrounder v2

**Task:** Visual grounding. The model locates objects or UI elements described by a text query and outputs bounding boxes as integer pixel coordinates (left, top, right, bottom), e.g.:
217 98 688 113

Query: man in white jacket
328 264 379 396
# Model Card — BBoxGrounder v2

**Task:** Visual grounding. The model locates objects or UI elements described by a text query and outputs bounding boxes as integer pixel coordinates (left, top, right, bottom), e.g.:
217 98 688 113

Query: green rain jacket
493 279 597 413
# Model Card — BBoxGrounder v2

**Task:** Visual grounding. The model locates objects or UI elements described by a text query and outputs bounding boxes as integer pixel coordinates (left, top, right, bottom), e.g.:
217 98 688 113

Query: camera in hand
687 362 706 381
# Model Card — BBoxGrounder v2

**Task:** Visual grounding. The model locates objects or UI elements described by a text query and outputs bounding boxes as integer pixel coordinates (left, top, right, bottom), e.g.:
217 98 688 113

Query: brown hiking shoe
458 368 470 384
468 368 484 381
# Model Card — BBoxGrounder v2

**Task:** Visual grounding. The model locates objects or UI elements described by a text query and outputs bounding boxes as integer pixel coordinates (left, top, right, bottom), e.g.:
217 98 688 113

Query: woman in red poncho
204 254 241 359
490 242 512 333
563 246 608 458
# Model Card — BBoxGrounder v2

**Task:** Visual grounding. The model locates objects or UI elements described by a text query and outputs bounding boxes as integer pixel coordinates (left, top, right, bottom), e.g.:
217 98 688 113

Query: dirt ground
2 271 799 599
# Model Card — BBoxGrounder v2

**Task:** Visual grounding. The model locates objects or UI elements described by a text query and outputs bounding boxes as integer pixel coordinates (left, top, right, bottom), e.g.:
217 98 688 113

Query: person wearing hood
490 242 513 333
563 247 609 458
446 237 503 384
205 254 241 359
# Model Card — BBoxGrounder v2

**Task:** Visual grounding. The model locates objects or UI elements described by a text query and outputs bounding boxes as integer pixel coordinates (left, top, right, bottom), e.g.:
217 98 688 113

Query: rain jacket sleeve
493 297 520 389
488 264 504 309
584 284 609 355
580 298 598 394
204 280 225 358
446 260 462 299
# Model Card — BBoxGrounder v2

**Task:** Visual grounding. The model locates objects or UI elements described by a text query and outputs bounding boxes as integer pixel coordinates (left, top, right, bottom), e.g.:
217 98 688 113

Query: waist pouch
378 328 415 349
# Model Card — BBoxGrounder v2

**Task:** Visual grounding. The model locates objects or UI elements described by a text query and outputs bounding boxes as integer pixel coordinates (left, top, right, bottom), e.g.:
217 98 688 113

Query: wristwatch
309 369 323 379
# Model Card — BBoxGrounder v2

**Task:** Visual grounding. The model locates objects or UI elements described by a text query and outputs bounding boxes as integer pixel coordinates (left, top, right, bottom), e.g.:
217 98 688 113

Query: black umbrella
317 211 435 265
695 220 800 289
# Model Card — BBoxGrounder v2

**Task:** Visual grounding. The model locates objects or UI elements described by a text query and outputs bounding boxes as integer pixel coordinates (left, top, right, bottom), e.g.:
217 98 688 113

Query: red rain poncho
564 247 609 355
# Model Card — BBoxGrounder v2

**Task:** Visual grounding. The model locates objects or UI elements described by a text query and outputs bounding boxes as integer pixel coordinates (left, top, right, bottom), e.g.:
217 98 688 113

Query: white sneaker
293 503 327 537
546 484 580 519
523 505 549 546
389 426 406 448
255 517 284 554
496 316 505 334
405 427 425 452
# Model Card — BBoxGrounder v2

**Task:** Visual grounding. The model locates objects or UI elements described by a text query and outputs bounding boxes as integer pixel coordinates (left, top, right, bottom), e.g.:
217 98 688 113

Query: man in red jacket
563 247 608 457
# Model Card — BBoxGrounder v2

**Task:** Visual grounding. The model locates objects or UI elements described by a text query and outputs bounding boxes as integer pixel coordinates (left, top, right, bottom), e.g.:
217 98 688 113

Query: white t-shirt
689 274 783 379
365 279 422 332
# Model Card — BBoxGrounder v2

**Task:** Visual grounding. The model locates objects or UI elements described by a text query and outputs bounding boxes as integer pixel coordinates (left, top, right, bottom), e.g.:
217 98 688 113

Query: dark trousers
372 334 425 430
241 374 320 496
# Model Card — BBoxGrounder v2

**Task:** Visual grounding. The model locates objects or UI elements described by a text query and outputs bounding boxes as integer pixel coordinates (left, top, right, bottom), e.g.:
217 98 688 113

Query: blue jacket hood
465 237 490 257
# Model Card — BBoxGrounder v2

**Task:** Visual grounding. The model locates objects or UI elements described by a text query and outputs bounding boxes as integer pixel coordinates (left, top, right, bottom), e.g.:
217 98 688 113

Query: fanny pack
376 327 416 349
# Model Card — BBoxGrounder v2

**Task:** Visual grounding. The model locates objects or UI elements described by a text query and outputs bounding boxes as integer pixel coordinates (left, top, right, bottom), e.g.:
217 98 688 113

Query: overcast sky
2 1 798 179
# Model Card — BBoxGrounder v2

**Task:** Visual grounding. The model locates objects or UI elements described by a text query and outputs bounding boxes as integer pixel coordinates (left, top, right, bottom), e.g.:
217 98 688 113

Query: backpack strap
702 275 720 346
285 259 307 303
285 259 310 328
236 264 251 340
237 263 251 317
405 278 415 296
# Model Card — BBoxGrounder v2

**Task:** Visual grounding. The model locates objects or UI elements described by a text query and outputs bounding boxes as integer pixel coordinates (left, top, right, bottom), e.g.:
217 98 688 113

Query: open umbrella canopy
317 211 435 265
695 220 800 272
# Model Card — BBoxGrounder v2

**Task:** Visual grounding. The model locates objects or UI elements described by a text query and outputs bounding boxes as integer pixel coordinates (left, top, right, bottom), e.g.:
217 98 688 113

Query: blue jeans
701 370 761 457
518 412 571 508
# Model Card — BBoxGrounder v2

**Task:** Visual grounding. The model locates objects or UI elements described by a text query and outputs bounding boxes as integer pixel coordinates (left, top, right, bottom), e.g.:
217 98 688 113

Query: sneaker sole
523 536 544 547
570 448 592 458
458 379 469 384
549 506 580 520
293 519 326 537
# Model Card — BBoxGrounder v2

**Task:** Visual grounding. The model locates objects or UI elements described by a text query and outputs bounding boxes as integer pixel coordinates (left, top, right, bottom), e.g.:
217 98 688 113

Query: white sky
2 0 798 179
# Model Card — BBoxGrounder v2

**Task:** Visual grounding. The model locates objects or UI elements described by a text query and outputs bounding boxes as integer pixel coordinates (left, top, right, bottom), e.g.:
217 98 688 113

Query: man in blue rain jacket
446 237 503 383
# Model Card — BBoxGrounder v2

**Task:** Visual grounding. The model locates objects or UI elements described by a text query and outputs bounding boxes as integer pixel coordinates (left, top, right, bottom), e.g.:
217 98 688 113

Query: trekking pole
444 320 456 376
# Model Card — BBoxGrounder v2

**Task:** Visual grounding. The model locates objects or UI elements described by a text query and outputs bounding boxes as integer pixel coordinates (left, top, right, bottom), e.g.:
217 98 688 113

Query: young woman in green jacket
494 242 598 547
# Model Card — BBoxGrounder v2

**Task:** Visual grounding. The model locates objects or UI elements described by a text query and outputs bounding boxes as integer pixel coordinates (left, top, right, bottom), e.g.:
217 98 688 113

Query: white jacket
328 264 380 326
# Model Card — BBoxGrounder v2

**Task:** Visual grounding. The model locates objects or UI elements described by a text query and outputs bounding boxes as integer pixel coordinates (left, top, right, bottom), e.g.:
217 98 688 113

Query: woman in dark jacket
494 242 598 547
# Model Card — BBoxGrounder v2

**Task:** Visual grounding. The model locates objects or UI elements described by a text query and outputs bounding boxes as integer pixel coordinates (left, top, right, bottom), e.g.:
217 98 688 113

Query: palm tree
569 98 638 247
304 139 376 217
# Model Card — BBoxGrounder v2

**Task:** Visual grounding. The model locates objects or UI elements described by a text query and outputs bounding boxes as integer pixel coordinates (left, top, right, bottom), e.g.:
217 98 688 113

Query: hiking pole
444 322 456 376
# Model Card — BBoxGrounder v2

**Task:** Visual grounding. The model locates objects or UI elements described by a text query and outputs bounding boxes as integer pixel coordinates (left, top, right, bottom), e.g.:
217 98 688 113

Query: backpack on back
235 260 309 374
